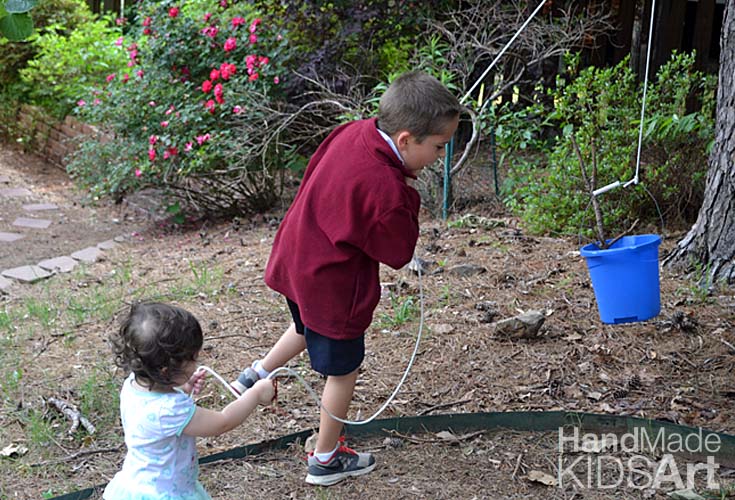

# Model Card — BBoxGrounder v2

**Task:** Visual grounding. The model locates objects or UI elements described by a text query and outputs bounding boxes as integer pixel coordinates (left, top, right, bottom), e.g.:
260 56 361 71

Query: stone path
0 170 124 294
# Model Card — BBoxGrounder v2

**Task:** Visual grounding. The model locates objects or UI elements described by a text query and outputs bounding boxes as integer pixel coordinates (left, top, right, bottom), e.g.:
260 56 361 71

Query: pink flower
115 37 123 46
168 7 179 18
94 98 101 105
135 168 142 177
219 0 227 7
223 37 237 52
214 83 224 104
196 133 211 145
249 33 257 44
77 99 86 107
249 72 259 81
122 73 130 83
149 135 158 145
149 101 156 106
148 148 156 161
143 16 152 26
245 54 257 70
259 56 269 65
202 80 213 93
106 73 116 82
231 16 245 28
210 69 220 81
160 121 169 128
165 105 175 115
143 28 152 35
220 62 236 80
205 99 216 113
202 26 218 38
185 142 193 151
250 18 261 32
203 12 212 22
127 61 135 67
136 70 144 78
116 17 125 26
233 105 242 114
273 76 280 84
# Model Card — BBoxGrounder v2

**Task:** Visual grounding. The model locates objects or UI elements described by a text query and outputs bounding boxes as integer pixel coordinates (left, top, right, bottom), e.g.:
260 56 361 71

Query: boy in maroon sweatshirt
232 71 461 486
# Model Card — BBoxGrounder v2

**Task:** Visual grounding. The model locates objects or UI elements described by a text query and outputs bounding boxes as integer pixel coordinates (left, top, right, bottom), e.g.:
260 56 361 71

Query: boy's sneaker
305 438 376 486
230 365 260 395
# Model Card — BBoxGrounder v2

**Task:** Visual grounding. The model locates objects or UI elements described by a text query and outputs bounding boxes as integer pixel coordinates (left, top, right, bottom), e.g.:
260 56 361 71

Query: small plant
24 296 56 327
380 293 418 329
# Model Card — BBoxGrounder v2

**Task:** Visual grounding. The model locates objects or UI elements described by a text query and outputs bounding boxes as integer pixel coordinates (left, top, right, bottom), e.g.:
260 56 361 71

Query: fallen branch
30 445 121 467
417 398 472 416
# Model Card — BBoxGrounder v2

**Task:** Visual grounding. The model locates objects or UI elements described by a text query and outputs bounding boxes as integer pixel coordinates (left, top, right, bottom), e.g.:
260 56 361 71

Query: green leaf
4 0 37 14
0 12 33 41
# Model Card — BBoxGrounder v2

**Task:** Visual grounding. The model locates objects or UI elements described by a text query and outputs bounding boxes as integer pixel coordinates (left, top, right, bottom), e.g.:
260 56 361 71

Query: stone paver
97 239 118 250
0 232 25 242
13 217 52 229
0 275 12 292
2 265 53 283
38 256 78 273
71 246 102 263
23 203 59 211
0 188 32 197
0 175 9 183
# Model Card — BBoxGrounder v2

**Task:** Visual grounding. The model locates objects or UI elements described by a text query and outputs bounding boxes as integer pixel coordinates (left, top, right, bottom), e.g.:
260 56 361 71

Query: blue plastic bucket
580 234 662 324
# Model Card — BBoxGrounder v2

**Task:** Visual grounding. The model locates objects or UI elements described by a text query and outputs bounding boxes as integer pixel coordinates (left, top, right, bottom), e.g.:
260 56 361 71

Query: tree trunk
663 0 735 285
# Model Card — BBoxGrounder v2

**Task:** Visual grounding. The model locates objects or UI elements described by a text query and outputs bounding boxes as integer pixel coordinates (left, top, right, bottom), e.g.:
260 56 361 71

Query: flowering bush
70 0 290 214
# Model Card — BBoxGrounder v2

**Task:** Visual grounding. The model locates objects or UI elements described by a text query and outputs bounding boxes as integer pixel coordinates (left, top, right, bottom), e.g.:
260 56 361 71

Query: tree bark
663 0 735 285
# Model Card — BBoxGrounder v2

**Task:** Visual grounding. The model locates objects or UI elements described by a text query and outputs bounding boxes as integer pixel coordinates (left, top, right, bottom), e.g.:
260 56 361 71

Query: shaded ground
0 144 146 271
1 147 735 499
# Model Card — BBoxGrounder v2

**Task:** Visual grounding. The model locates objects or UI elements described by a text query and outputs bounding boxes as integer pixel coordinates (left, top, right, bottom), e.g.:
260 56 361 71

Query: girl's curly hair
111 302 203 388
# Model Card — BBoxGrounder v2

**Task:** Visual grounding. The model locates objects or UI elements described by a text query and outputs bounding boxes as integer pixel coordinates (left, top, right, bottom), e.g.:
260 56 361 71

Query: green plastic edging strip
48 411 735 500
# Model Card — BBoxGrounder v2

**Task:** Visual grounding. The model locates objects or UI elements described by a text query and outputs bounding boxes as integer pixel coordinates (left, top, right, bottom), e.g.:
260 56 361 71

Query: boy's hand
183 368 207 395
252 379 276 405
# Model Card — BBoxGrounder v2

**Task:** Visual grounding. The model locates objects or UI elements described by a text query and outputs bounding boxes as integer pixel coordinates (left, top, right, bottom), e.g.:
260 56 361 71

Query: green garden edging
49 411 735 500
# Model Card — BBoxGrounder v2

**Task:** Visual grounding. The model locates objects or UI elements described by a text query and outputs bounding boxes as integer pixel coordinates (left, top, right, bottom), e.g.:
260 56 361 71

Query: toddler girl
104 302 275 500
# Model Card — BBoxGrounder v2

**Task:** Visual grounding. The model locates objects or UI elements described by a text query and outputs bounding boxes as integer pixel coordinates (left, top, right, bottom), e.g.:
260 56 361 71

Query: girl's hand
252 379 276 405
183 368 207 395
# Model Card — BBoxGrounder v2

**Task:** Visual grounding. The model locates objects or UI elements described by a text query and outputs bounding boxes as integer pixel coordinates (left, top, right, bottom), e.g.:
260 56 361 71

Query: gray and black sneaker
230 364 260 395
305 437 376 486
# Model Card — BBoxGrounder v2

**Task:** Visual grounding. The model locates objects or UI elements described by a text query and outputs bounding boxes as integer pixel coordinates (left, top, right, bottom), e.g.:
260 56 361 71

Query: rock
492 310 545 339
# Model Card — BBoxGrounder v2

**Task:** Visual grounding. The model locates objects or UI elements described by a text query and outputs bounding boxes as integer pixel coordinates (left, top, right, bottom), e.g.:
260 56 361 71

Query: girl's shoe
305 438 376 486
230 365 260 395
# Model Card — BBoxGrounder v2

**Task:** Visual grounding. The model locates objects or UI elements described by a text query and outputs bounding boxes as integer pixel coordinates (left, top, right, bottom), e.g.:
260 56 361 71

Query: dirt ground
1 145 735 499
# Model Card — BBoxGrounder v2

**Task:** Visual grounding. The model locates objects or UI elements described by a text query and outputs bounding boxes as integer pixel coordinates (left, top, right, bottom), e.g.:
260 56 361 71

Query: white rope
460 0 547 105
593 0 656 196
196 264 425 426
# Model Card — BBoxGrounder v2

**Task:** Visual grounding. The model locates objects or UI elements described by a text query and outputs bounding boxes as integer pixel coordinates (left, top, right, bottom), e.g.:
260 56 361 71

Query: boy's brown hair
377 71 461 142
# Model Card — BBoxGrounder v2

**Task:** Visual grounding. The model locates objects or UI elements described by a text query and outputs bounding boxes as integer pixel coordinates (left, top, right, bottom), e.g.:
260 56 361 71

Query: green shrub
501 51 715 237
69 0 292 214
0 0 93 91
19 15 128 118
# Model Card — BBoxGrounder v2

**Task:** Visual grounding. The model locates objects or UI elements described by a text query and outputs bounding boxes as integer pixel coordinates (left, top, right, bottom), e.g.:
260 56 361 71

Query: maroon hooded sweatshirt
264 118 420 340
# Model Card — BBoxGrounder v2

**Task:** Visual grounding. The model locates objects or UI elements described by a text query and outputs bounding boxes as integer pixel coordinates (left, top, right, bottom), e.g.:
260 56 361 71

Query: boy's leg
232 322 306 393
261 322 307 372
306 367 375 486
315 369 358 453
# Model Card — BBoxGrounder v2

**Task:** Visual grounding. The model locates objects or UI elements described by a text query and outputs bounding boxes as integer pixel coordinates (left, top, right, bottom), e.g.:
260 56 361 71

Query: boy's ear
395 130 413 149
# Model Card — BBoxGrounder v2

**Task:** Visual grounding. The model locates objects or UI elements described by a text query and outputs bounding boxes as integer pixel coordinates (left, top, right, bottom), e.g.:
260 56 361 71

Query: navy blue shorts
286 299 364 376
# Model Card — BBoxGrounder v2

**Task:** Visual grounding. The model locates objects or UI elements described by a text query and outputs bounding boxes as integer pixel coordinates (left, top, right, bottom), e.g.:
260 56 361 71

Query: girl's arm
183 378 275 437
